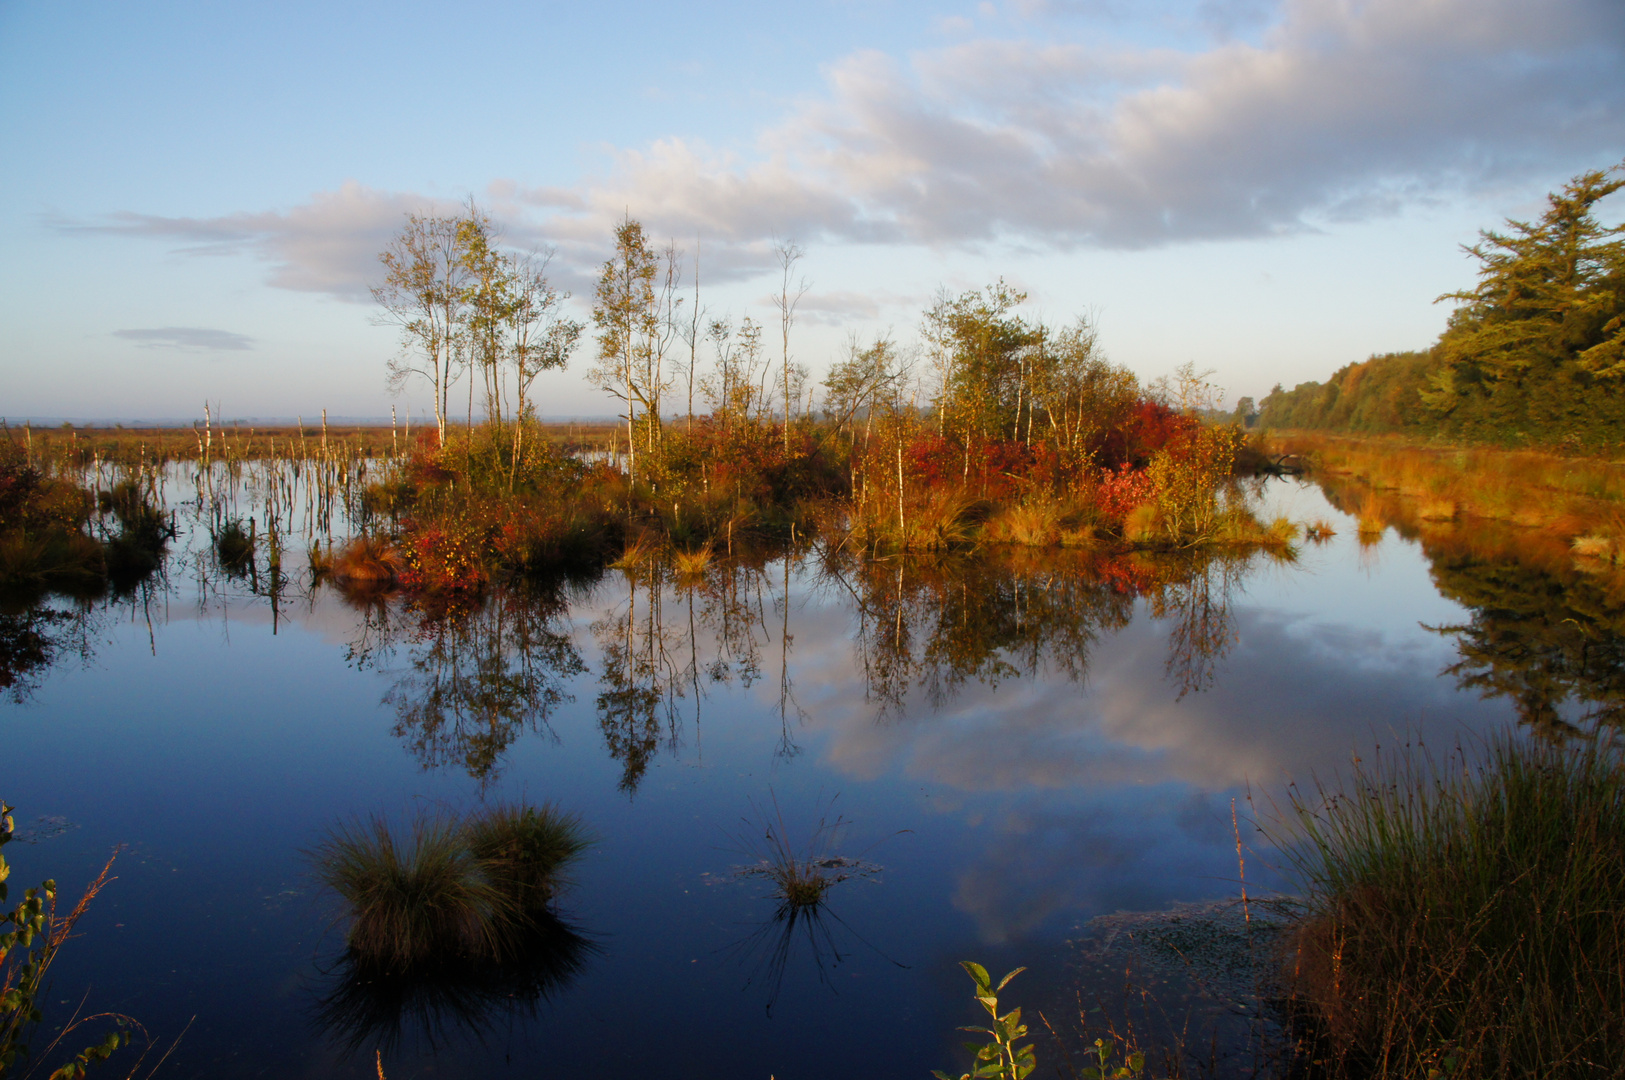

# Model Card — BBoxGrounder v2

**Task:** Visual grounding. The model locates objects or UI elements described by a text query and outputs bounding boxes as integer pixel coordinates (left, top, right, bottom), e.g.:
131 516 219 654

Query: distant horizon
0 413 627 429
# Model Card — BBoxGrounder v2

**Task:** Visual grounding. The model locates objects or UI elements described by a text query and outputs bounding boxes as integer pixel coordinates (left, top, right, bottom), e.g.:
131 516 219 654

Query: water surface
9 469 1604 1078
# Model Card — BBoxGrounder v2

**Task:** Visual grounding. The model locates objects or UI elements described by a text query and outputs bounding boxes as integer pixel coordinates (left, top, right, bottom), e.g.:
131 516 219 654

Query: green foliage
933 962 1037 1080
1261 161 1625 447
1423 162 1625 445
1075 1038 1148 1080
926 281 1047 446
463 803 592 911
0 803 128 1078
1284 736 1625 1077
1257 351 1436 434
1146 425 1245 542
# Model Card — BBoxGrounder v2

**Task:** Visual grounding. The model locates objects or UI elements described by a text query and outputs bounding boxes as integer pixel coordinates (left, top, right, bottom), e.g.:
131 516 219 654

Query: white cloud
113 326 255 351
65 0 1625 300
65 183 464 302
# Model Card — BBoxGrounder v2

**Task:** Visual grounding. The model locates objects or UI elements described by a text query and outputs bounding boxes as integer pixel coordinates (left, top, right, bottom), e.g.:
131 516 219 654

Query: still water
6 466 1606 1079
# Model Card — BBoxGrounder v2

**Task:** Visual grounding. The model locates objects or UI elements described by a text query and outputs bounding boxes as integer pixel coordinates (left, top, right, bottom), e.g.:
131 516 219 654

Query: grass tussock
316 815 510 969
314 804 593 971
609 532 661 571
669 542 714 579
214 517 255 570
1282 735 1625 1078
981 501 1064 547
463 803 592 911
330 534 403 586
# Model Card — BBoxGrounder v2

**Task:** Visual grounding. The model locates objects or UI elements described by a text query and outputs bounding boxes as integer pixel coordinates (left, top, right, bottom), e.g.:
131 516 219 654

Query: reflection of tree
593 562 686 794
0 606 84 703
1147 553 1245 700
1425 549 1625 739
817 547 1258 715
593 556 793 793
386 586 585 783
1318 472 1625 742
821 550 1150 717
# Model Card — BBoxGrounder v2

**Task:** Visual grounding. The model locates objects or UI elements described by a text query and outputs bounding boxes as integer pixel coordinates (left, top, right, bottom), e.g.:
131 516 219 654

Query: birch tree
772 240 808 452
373 213 470 445
590 218 660 486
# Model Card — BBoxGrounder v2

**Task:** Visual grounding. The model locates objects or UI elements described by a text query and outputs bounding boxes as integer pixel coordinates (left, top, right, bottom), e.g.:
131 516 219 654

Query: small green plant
933 962 1036 1080
1075 1037 1147 1080
0 802 127 1078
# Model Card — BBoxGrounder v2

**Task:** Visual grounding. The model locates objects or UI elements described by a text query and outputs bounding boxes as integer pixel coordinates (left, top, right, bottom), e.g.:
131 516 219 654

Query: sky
2 0 1622 422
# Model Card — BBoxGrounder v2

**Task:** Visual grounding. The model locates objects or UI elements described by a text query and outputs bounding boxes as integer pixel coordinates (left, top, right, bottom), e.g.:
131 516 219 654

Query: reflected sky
0 471 1572 1079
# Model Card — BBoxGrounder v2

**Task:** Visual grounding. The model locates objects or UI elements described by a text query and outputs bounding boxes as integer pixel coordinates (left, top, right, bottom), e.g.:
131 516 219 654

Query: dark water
6 467 1614 1079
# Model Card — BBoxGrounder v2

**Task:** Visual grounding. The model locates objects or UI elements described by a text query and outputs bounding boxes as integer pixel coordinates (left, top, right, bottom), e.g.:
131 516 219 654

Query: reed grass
1281 735 1625 1078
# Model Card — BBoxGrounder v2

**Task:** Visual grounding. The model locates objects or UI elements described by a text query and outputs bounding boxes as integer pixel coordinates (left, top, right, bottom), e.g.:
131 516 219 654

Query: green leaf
960 961 992 991
1127 1051 1145 1074
995 966 1027 993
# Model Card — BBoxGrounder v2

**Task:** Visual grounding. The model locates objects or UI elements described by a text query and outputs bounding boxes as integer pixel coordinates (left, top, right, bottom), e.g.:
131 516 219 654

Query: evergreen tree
1423 162 1625 444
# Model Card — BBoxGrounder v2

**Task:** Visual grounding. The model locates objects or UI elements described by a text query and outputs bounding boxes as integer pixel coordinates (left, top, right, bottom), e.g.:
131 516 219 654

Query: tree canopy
1261 161 1625 447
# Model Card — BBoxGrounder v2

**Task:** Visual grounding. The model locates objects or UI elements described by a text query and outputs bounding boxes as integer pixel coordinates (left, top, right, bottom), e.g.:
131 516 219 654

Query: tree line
1259 161 1625 448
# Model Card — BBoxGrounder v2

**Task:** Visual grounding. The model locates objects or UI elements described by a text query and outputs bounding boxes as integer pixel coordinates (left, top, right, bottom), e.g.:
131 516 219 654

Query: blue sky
3 0 1622 421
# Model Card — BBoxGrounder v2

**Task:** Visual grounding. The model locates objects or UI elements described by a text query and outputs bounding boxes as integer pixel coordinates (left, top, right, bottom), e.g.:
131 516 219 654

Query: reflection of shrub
1284 736 1625 1078
0 447 170 599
